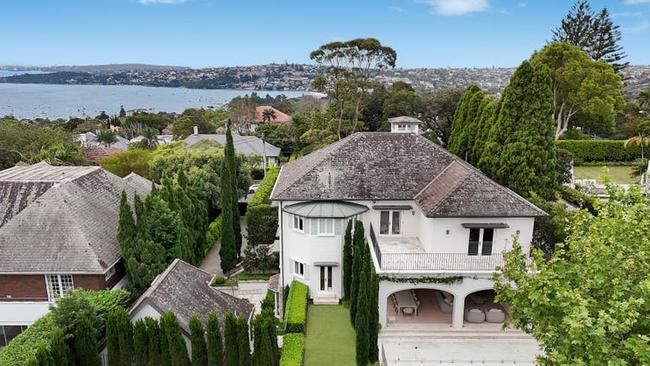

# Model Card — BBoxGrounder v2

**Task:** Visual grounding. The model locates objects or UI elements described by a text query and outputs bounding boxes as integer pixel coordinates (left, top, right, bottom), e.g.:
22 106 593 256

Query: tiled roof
254 106 291 123
87 147 122 164
0 162 152 273
184 134 281 157
130 259 255 334
272 133 546 218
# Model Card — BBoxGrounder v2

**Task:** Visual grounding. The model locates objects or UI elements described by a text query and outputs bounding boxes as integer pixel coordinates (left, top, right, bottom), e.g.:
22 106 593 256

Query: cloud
137 0 186 4
624 0 650 4
390 5 408 13
623 21 649 33
417 0 489 16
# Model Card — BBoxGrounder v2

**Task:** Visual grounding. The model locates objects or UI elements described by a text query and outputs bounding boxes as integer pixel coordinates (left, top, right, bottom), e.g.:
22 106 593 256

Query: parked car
248 183 260 194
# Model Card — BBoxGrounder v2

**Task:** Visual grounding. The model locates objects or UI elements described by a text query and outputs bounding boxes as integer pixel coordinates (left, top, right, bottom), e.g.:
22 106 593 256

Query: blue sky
2 0 650 68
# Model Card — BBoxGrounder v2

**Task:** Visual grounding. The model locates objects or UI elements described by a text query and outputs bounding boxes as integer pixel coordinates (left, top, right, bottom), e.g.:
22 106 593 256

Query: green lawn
304 305 356 366
574 165 639 185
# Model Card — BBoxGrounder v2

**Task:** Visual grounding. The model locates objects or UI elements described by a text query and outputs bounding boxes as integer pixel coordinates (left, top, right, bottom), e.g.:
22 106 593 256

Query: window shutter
310 219 318 235
304 264 310 280
334 219 343 235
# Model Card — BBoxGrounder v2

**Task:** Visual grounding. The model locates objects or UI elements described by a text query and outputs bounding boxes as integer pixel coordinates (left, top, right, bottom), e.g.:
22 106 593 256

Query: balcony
369 224 504 273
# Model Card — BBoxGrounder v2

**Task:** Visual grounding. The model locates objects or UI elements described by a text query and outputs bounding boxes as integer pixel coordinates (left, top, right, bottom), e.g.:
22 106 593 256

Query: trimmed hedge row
249 165 279 208
0 289 129 366
284 281 308 333
280 333 305 366
556 140 642 163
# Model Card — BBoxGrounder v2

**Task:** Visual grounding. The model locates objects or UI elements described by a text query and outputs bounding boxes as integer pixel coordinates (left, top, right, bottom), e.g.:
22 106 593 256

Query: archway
463 289 509 327
386 288 455 327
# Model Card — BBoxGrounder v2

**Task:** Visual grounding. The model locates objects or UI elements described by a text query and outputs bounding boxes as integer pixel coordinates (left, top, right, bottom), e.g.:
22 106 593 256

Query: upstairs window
293 260 305 277
317 218 335 236
293 215 304 232
379 211 401 235
467 228 495 256
46 274 74 301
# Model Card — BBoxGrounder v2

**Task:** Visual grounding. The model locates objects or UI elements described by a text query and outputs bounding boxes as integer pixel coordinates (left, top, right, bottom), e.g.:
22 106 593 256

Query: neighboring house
129 259 254 349
249 106 291 132
86 147 122 165
129 134 174 145
0 162 152 346
388 116 423 134
76 131 130 150
184 132 281 167
271 131 546 329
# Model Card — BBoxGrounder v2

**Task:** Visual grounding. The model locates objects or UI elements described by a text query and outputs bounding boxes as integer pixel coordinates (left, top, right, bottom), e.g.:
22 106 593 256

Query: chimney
193 126 198 135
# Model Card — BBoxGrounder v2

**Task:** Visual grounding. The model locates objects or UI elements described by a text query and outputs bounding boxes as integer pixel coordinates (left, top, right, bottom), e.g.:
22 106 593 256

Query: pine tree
134 319 149 366
190 316 209 366
478 61 557 200
223 312 240 366
106 310 122 366
73 313 101 366
207 312 224 366
118 191 136 255
342 220 353 300
553 1 593 50
237 317 251 366
117 308 134 366
591 8 628 72
349 220 365 325
145 317 163 366
220 125 238 273
161 312 191 366
354 268 370 366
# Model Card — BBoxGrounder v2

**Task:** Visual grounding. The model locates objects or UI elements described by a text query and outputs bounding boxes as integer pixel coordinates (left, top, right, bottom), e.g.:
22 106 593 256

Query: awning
313 262 340 267
283 201 369 218
372 205 413 211
461 223 509 229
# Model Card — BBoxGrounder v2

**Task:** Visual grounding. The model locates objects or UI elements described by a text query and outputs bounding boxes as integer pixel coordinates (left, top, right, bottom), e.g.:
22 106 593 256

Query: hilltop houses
0 162 151 345
271 130 545 329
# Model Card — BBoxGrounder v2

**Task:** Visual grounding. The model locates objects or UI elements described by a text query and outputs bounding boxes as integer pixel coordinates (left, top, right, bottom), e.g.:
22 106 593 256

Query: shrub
248 165 279 208
212 276 226 285
246 205 278 246
261 290 275 314
284 281 308 333
556 140 642 163
100 148 154 178
279 334 304 366
242 245 278 273
556 148 574 184
204 215 223 254
558 186 597 214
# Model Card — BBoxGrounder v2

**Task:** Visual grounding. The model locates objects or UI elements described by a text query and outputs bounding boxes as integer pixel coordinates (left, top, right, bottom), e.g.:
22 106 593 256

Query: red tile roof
254 106 291 123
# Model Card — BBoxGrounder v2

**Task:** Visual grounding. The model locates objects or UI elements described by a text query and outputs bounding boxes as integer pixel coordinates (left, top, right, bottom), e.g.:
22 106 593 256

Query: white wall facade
0 301 51 326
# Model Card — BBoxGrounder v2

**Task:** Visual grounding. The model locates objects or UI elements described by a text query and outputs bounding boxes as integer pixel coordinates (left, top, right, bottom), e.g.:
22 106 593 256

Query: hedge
204 215 223 254
556 140 642 163
280 334 305 366
246 205 278 245
284 281 308 333
249 165 279 208
0 289 129 366
558 185 597 214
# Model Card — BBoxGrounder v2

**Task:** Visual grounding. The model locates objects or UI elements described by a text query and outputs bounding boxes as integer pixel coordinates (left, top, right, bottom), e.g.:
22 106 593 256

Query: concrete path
200 239 223 276
218 280 269 314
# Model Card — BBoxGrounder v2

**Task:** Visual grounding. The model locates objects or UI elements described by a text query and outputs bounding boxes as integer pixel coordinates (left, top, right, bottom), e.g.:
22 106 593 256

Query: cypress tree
134 319 149 366
342 220 353 300
207 312 224 366
354 268 370 366
252 313 277 366
190 316 209 366
448 85 481 154
237 317 251 366
223 312 240 366
349 220 365 325
161 312 191 366
50 328 72 366
367 269 380 363
73 313 101 366
471 100 499 164
464 95 488 164
458 89 485 162
225 126 243 256
106 310 122 366
478 61 558 200
220 125 238 273
117 308 134 366
145 317 163 366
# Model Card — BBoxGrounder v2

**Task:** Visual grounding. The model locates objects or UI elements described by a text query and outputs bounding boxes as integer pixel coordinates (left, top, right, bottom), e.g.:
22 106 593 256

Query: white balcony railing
368 224 504 272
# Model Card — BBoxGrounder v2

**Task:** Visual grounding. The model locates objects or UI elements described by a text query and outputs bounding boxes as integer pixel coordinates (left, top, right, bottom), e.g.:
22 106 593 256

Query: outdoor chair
464 308 486 323
485 308 506 323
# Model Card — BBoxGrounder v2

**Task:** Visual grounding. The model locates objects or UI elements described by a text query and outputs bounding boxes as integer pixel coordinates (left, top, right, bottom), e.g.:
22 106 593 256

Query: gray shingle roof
272 133 546 218
0 162 152 273
388 116 422 124
130 259 254 334
184 134 281 157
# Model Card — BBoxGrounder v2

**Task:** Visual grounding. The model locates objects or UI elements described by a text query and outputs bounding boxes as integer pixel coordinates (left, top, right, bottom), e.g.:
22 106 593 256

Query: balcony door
319 266 333 292
379 211 401 235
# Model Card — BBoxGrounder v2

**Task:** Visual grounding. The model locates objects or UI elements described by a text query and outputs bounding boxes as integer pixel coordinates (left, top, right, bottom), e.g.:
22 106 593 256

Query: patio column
452 294 465 329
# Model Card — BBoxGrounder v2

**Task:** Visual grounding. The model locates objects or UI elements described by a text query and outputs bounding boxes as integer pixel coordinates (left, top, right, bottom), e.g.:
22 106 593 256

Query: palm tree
96 129 117 147
639 87 650 110
261 108 276 122
625 121 650 161
141 127 159 149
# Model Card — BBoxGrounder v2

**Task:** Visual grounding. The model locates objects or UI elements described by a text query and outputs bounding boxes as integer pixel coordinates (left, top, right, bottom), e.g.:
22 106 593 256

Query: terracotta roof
87 147 122 164
130 259 255 334
254 106 291 123
0 162 152 273
272 133 546 218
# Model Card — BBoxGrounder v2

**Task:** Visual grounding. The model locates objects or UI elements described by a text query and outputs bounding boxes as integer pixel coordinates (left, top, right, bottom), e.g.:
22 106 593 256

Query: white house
388 116 422 134
184 130 281 168
270 132 546 330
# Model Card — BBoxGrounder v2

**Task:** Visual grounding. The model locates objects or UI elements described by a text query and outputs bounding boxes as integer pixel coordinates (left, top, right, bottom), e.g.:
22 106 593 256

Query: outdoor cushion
435 291 453 313
464 308 485 323
485 308 506 323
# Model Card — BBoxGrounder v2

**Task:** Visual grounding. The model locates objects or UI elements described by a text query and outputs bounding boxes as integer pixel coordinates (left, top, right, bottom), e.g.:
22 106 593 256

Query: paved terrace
370 227 504 272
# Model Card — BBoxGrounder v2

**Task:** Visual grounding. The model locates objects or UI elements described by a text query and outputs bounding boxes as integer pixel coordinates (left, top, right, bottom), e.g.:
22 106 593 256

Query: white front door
319 266 333 292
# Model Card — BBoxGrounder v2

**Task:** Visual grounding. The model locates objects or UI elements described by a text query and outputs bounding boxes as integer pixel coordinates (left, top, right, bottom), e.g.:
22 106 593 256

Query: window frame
379 210 401 236
317 218 335 236
292 215 304 233
45 274 74 301
293 260 305 278
467 228 496 256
